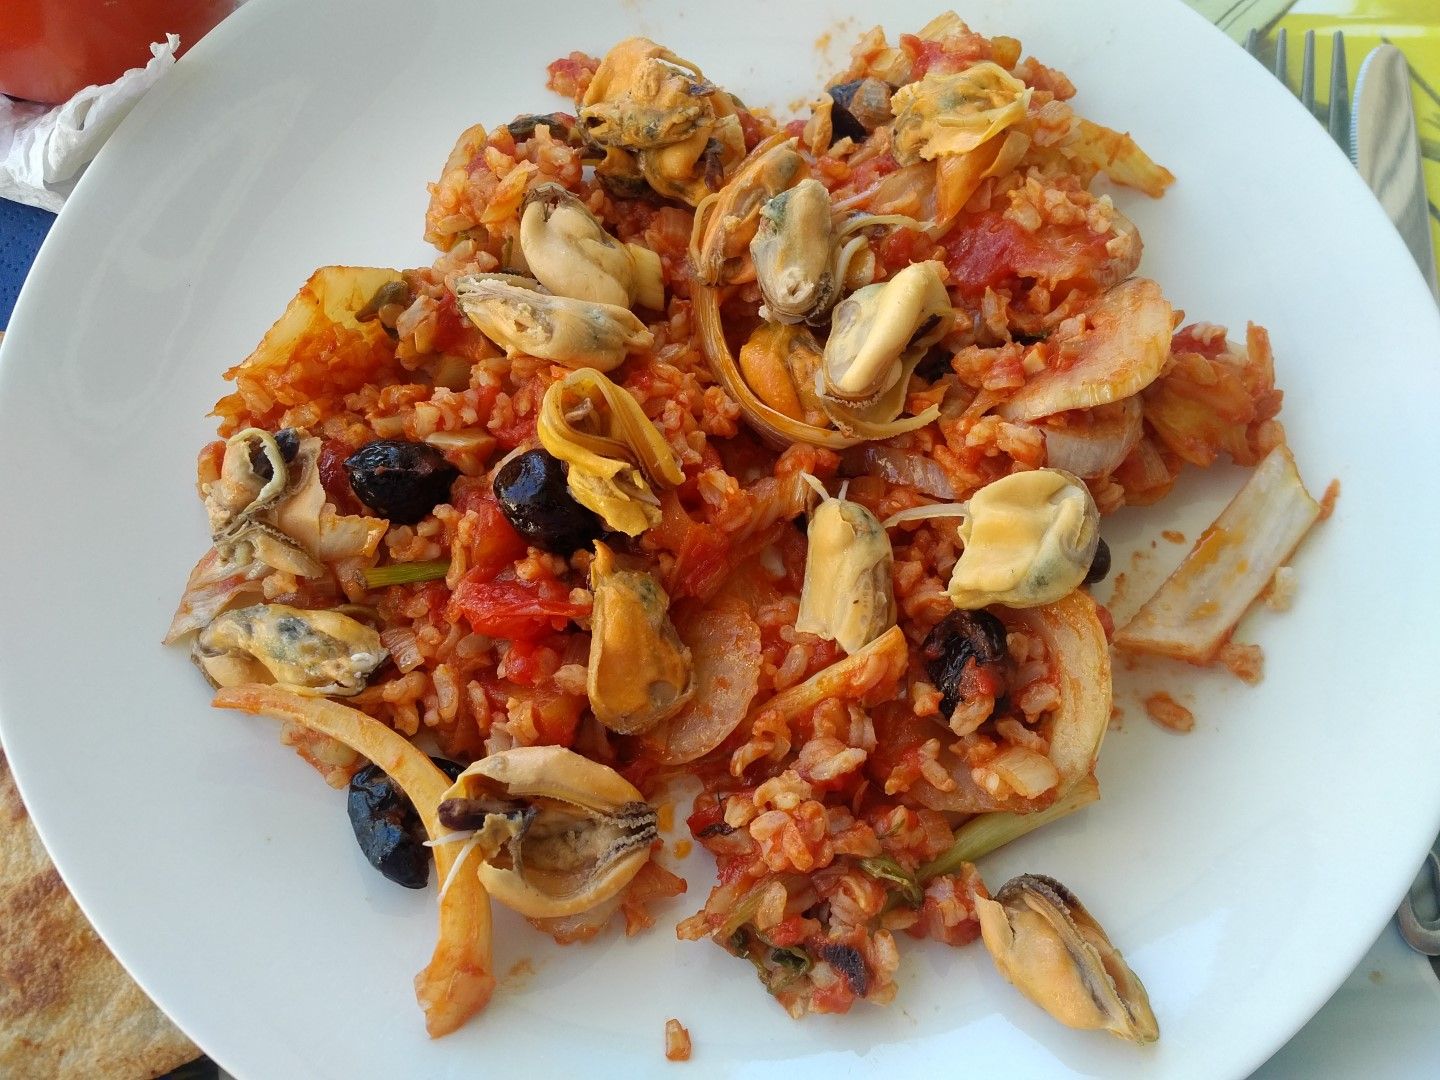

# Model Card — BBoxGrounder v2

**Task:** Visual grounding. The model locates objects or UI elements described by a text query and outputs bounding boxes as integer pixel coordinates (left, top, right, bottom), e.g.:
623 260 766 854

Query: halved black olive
913 344 954 382
827 77 893 145
347 757 464 889
921 609 1010 720
1083 537 1112 585
814 941 870 997
344 439 459 525
493 448 603 554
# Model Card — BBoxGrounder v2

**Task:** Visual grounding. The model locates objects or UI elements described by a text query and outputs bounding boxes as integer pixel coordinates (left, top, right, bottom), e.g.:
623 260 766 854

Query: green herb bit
917 775 1101 883
857 856 924 907
730 925 813 995
360 559 450 588
767 945 813 976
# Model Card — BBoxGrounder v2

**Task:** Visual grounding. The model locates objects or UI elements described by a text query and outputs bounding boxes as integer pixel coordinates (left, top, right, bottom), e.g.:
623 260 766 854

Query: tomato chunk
453 487 529 581
447 574 588 640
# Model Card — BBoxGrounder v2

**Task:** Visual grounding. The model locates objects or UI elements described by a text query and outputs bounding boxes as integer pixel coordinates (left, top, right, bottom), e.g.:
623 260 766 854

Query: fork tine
1300 30 1317 115
1273 27 1289 86
1244 28 1260 60
1328 31 1350 151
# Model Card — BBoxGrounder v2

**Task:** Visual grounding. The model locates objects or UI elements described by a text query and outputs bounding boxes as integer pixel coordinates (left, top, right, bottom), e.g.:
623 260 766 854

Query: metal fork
1244 28 1351 155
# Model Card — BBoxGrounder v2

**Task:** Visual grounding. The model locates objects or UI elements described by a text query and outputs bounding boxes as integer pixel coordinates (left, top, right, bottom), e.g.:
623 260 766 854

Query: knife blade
1351 44 1439 301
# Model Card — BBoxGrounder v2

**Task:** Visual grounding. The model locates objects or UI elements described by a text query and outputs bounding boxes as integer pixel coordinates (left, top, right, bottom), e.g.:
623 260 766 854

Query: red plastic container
0 0 235 104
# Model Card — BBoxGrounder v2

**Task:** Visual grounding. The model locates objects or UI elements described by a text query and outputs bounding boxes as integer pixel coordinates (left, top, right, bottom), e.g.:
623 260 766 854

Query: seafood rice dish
167 12 1321 1047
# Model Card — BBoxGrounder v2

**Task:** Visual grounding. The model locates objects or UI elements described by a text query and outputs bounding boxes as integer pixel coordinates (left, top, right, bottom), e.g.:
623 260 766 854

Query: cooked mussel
822 260 953 427
436 746 659 918
518 183 664 310
974 874 1159 1043
587 541 694 733
691 283 943 451
579 37 746 205
889 62 1032 166
750 178 836 323
690 136 808 286
580 38 712 148
794 477 896 654
205 428 324 578
453 275 653 371
751 181 913 325
735 321 828 426
205 427 288 535
947 469 1099 609
192 603 387 697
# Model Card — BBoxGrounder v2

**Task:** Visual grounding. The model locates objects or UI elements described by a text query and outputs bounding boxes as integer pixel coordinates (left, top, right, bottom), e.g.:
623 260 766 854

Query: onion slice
909 590 1112 814
642 599 762 764
840 444 957 499
212 685 495 1037
881 502 970 529
1115 444 1320 663
750 625 907 721
998 279 1173 422
1039 396 1143 479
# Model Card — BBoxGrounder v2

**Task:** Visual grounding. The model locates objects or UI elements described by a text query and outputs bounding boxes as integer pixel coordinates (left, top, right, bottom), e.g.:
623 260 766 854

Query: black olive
1083 538 1111 585
913 345 953 382
347 756 464 889
493 448 603 554
274 428 300 460
344 439 459 525
814 941 870 997
827 77 893 146
827 83 870 145
921 609 1010 720
347 763 426 889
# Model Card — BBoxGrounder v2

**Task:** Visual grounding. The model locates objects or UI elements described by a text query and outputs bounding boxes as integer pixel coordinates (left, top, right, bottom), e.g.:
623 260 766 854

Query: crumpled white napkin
0 34 179 212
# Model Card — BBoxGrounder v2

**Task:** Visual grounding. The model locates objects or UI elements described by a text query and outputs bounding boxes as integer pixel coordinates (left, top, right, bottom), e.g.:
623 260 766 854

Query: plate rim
3 0 1440 1077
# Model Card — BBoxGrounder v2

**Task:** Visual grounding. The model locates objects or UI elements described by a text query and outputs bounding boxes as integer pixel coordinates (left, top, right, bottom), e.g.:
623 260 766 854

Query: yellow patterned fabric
1188 0 1440 280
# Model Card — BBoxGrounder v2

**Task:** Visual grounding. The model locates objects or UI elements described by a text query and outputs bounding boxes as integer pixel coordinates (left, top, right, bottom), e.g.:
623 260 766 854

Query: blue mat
0 199 57 331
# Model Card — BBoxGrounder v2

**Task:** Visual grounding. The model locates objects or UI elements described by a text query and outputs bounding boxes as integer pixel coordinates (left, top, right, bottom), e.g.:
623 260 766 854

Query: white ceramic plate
2 0 1439 1076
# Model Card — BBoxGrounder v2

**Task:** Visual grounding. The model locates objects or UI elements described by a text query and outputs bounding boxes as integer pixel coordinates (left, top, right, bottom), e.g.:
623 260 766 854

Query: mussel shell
751 179 836 324
820 260 953 407
587 542 694 733
978 873 1159 1044
441 746 659 918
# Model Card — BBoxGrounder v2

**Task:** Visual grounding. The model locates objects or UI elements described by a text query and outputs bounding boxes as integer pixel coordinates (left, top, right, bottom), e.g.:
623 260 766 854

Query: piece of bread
0 752 200 1079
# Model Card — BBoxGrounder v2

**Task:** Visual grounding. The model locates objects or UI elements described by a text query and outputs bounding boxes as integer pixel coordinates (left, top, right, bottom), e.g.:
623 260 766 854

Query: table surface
1 3 1437 1077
